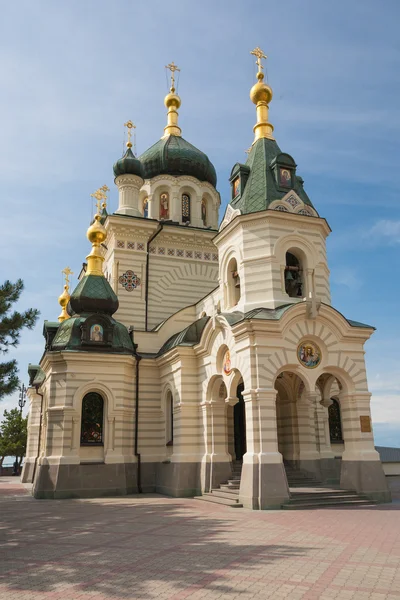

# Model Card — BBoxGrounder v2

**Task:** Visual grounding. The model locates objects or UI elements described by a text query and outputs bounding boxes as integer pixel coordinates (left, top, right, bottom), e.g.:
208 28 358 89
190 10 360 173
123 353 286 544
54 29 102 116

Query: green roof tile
230 138 314 215
139 135 217 187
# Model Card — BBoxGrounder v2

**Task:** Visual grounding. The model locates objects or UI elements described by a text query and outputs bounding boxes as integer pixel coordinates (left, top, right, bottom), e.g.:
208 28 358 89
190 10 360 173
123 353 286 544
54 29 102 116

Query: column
318 397 339 483
21 390 42 483
240 388 289 510
171 190 180 222
297 392 321 478
200 402 212 492
209 400 231 488
147 194 156 219
192 194 203 228
340 392 390 502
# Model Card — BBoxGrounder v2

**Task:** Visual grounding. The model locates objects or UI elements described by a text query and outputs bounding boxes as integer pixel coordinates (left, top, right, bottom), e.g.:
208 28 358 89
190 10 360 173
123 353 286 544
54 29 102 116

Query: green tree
0 279 39 398
0 408 27 468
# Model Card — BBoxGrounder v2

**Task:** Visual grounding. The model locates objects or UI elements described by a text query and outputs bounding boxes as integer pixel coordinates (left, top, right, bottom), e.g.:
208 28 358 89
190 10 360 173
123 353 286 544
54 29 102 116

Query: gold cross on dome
91 187 108 213
250 46 267 75
165 61 180 90
62 266 73 287
124 120 136 146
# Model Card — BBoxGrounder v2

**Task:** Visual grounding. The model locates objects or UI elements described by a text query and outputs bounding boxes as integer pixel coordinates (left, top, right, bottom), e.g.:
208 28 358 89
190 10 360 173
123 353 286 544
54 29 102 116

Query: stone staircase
194 460 243 508
282 463 375 510
194 462 375 510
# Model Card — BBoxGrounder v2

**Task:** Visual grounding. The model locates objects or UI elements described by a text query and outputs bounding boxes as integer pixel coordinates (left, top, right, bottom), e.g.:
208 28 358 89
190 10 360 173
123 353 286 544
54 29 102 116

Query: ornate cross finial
165 61 180 91
124 120 136 148
250 47 267 77
91 186 108 213
62 266 73 288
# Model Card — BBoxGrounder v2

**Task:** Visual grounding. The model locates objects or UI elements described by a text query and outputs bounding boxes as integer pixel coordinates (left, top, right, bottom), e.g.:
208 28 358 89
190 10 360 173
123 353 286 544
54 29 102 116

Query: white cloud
331 267 362 291
371 394 400 424
366 220 400 245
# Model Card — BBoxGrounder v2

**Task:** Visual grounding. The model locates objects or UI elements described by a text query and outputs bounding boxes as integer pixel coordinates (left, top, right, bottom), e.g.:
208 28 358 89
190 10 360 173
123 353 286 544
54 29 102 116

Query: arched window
80 392 104 445
143 197 149 218
284 252 303 298
166 391 173 446
227 257 240 307
182 194 190 223
160 192 169 220
328 398 343 443
201 198 207 226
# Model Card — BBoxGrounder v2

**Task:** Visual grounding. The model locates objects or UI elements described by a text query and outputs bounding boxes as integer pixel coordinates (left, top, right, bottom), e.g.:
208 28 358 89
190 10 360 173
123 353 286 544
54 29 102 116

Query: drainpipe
31 385 44 484
130 327 143 493
145 223 163 331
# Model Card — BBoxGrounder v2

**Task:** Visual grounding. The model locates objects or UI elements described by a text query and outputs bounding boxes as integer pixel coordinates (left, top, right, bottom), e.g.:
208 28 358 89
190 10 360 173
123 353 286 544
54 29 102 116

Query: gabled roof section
157 316 210 356
229 138 314 215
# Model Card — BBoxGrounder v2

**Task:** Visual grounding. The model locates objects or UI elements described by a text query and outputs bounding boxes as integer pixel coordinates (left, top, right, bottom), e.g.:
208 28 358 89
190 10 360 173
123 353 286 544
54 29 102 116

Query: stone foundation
156 462 201 497
21 458 36 483
240 460 289 509
33 463 139 499
320 457 341 484
340 460 392 503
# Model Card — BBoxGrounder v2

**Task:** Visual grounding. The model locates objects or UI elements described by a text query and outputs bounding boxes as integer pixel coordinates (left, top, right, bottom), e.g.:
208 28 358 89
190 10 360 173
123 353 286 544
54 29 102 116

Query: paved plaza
1 478 400 600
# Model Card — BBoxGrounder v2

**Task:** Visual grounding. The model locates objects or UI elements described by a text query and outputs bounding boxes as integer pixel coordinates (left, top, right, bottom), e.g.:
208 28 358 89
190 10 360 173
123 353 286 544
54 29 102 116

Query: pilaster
240 389 289 510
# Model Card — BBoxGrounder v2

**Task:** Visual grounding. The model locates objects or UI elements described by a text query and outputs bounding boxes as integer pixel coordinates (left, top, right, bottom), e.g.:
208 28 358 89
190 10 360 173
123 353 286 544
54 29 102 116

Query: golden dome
58 285 70 308
87 214 107 246
250 73 273 105
164 90 181 110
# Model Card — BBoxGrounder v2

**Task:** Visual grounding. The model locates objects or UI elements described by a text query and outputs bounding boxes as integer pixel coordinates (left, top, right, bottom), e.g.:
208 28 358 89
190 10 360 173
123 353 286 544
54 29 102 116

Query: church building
22 50 390 509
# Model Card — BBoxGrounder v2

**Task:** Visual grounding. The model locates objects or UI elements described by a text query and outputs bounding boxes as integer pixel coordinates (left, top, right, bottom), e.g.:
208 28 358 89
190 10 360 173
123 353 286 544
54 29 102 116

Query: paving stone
0 477 399 599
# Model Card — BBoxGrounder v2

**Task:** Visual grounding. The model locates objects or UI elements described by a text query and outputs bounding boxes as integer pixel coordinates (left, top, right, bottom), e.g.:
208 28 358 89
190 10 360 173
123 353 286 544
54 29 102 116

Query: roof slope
230 138 313 214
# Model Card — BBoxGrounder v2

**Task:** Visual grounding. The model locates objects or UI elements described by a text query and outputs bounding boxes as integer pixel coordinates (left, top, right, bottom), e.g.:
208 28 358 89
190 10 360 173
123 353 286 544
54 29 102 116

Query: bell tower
216 48 331 314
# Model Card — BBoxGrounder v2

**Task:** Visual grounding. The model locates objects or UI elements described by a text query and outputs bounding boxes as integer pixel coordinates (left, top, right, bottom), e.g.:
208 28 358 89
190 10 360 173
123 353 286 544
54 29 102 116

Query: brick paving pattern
1 477 400 599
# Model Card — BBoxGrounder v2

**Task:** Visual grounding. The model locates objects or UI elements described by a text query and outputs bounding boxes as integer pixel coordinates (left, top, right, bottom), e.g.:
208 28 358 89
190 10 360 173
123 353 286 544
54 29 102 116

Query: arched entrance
274 371 304 465
233 382 246 460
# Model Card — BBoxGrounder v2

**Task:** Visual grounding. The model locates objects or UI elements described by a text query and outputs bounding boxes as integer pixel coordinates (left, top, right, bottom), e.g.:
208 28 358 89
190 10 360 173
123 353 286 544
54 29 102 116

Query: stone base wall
33 463 139 499
31 461 203 500
30 457 393 506
340 460 391 503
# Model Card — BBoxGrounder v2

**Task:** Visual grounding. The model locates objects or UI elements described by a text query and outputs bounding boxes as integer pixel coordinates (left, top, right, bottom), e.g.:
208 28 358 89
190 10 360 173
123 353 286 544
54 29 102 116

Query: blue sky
1 0 399 446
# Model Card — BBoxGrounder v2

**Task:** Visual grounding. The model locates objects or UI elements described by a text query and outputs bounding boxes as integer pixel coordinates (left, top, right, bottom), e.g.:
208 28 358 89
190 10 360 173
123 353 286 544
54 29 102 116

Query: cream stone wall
34 352 136 468
104 216 219 332
215 210 331 312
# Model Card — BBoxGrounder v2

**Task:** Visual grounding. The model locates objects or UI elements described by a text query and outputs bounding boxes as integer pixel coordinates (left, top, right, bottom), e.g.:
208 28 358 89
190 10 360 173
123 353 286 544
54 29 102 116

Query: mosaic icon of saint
280 168 291 187
90 324 103 342
160 193 169 219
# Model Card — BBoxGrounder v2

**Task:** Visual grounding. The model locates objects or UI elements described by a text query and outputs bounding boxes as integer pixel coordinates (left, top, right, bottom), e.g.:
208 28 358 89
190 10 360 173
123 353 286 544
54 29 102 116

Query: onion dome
113 146 143 178
139 135 217 187
69 274 119 316
139 62 217 187
58 285 70 322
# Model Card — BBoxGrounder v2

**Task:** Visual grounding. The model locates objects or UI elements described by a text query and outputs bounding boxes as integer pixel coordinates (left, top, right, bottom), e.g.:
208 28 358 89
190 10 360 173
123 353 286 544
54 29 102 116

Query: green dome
113 147 143 178
70 275 119 316
139 135 217 187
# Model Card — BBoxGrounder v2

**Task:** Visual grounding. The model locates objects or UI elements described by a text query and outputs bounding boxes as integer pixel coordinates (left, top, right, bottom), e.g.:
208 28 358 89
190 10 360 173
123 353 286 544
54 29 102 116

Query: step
220 484 240 492
210 489 240 499
194 494 243 508
290 492 358 501
287 494 366 505
289 482 324 488
282 499 374 510
290 488 354 496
